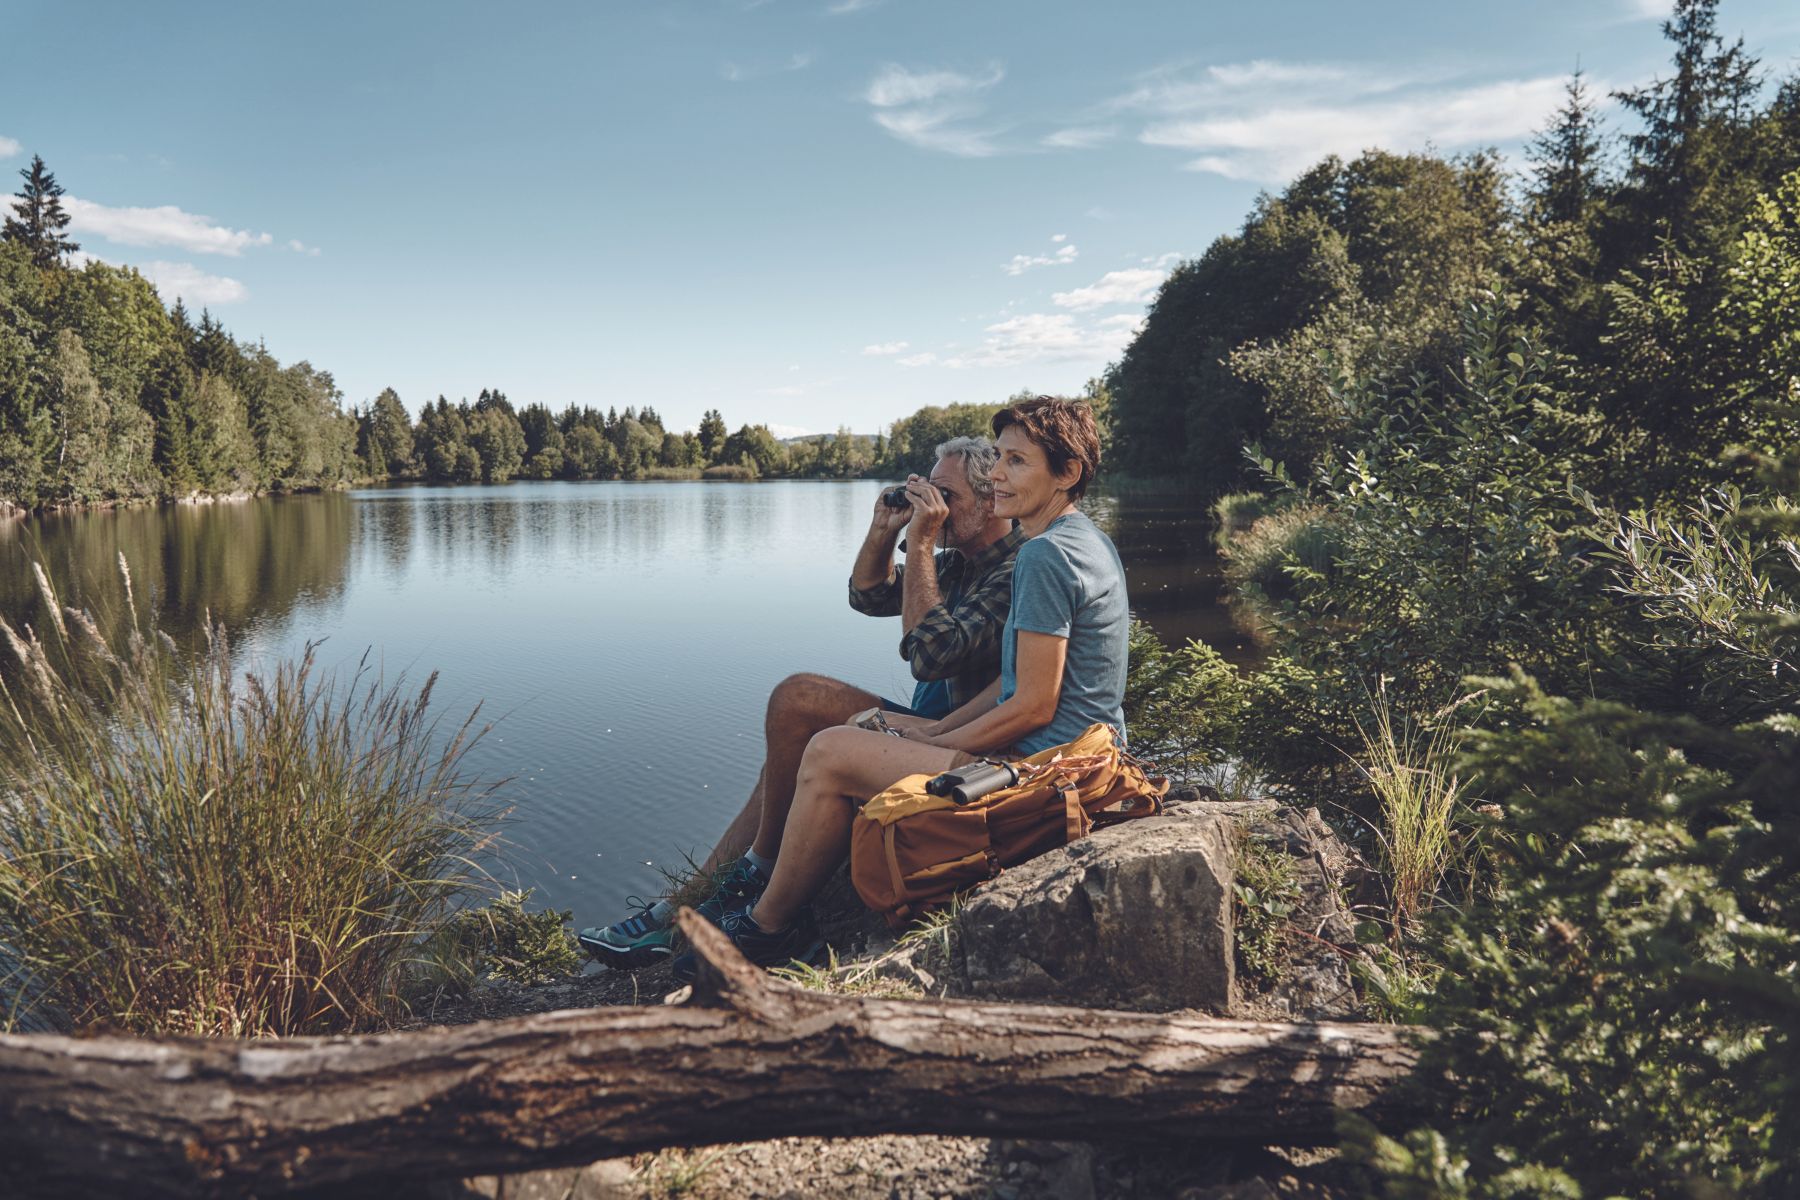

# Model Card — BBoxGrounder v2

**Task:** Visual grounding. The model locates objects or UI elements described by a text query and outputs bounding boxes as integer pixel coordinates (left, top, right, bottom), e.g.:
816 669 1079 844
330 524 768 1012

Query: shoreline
3 473 1198 518
3 482 350 519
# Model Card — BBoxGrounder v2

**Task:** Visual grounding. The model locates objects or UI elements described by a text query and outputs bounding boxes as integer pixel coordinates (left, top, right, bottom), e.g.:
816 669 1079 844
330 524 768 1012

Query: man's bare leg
694 673 883 875
748 673 881 862
582 673 886 962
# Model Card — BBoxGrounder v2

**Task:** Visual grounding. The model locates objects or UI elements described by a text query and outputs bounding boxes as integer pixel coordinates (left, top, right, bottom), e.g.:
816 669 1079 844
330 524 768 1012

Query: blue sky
5 1 1799 436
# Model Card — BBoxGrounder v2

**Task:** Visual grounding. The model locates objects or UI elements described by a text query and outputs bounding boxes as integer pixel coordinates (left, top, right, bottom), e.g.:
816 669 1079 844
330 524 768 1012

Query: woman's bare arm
918 631 1066 755
919 677 1002 734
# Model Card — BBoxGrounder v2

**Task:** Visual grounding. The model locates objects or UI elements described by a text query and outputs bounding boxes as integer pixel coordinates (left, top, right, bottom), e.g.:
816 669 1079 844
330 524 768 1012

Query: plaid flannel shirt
847 525 1027 712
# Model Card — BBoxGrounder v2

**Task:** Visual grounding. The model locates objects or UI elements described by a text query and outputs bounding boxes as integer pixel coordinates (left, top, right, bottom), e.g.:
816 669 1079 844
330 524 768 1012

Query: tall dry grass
1350 683 1474 934
0 556 501 1037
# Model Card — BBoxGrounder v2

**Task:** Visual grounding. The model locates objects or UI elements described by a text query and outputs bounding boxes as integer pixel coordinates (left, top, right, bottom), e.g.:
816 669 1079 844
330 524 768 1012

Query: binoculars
925 760 1021 806
881 483 950 509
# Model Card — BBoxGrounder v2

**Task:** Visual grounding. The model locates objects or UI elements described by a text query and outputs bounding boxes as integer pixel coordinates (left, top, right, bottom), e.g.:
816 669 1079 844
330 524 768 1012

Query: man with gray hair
580 436 1023 967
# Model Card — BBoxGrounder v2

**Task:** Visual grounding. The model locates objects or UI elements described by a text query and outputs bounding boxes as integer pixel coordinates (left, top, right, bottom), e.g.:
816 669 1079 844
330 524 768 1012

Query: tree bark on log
0 912 1428 1198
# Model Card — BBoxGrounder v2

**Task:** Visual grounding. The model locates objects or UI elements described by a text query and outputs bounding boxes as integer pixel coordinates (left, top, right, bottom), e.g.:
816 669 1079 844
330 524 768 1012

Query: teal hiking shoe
578 897 675 970
694 856 772 928
670 904 823 984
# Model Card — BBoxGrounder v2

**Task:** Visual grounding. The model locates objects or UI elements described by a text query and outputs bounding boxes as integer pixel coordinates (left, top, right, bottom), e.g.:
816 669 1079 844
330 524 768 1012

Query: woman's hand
898 723 947 746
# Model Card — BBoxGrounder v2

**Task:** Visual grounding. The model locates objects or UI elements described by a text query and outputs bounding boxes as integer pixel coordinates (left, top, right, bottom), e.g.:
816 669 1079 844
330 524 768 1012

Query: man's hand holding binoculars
889 476 949 544
870 476 950 540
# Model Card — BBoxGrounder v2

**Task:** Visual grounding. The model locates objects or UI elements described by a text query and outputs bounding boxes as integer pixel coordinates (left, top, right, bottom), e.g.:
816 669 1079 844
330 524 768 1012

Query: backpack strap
1059 777 1091 843
882 825 910 918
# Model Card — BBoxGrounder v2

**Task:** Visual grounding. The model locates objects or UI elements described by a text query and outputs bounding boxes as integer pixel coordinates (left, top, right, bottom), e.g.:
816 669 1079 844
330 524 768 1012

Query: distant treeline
376 391 1019 486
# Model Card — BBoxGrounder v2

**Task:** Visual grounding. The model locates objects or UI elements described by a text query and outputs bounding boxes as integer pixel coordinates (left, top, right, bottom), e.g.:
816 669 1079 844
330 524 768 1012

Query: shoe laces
610 895 658 937
720 906 764 936
718 859 768 899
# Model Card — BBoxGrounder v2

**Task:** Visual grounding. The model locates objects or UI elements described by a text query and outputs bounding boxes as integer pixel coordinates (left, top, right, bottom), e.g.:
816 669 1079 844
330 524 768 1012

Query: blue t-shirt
998 510 1129 754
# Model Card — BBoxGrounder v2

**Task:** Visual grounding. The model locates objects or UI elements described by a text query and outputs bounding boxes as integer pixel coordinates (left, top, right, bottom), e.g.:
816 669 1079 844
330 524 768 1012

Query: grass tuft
0 556 501 1037
634 1147 728 1198
1349 683 1477 935
415 888 580 996
770 903 960 998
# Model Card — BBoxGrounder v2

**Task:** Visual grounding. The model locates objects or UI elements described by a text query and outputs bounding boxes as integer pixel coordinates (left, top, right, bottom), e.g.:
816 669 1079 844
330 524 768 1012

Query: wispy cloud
827 0 884 12
893 254 1174 372
723 51 816 83
864 62 1006 157
1042 126 1115 150
1052 267 1166 311
862 341 910 356
1621 0 1668 21
759 385 805 397
287 238 322 257
1114 59 1577 181
0 136 20 159
63 196 274 256
935 311 1139 370
866 62 1002 107
135 260 248 305
1003 238 1078 276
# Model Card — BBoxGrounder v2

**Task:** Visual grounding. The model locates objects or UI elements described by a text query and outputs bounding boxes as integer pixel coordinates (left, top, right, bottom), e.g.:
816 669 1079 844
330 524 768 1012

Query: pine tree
1613 0 1762 244
193 310 237 378
698 408 727 464
2 155 81 269
142 345 199 493
1529 70 1606 225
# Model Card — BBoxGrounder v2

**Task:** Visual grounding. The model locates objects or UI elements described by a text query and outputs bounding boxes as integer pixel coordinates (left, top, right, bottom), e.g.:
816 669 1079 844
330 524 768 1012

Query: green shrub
1121 618 1247 778
428 889 580 989
1232 829 1300 983
0 558 499 1037
1373 673 1795 1197
1232 304 1619 816
1357 444 1800 1198
1211 490 1283 548
1220 502 1343 617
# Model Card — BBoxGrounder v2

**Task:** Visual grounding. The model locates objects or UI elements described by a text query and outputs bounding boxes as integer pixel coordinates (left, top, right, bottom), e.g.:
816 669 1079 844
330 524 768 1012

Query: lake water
0 481 1246 925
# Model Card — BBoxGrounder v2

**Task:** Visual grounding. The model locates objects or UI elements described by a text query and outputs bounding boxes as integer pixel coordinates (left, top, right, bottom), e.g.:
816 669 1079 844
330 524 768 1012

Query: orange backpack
849 723 1168 927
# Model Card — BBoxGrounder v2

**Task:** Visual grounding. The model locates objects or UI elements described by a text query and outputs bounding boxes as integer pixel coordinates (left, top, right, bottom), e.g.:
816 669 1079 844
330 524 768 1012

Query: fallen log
0 911 1428 1197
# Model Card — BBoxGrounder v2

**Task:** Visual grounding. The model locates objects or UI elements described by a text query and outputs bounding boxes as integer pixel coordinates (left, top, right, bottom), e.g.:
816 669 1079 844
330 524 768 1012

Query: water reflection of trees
418 493 524 574
0 494 353 654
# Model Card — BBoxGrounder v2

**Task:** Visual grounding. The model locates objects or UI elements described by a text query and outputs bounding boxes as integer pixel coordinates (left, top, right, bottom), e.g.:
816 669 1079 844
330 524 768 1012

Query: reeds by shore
0 557 501 1037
